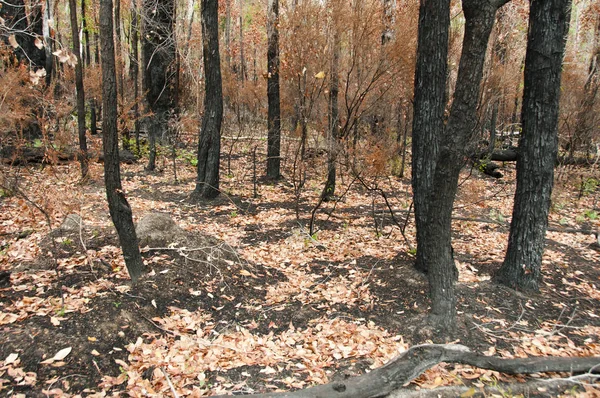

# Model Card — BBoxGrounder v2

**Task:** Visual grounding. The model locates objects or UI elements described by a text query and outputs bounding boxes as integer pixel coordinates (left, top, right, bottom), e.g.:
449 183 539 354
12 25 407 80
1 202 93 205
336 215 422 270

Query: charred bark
141 0 176 170
99 0 144 282
69 0 89 179
423 0 509 330
266 0 281 180
495 0 571 291
322 4 340 201
82 0 91 66
131 0 141 154
192 0 223 200
411 0 450 274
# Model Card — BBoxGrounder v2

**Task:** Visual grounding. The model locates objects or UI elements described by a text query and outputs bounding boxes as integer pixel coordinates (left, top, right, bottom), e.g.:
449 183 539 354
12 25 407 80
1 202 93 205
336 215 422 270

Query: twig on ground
160 367 180 398
142 315 177 336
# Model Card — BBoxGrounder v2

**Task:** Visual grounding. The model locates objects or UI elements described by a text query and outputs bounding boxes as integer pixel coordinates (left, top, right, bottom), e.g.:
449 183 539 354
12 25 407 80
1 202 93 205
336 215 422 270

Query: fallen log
489 149 518 162
0 146 75 165
210 344 600 398
96 149 137 164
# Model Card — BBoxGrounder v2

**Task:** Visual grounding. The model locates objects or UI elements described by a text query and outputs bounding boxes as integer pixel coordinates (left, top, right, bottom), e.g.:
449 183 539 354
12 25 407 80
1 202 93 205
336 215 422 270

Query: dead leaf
41 347 72 364
260 366 277 374
5 352 19 364
52 49 70 64
53 347 72 360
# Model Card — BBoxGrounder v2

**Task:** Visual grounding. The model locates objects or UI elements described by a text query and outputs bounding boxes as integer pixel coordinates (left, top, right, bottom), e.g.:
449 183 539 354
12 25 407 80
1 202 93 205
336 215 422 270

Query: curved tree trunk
494 0 571 291
99 0 144 283
411 0 450 274
266 0 281 180
192 0 223 200
69 0 89 179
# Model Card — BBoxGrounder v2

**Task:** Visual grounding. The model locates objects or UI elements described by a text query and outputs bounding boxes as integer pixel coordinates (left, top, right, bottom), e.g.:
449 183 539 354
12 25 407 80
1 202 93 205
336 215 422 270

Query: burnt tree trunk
131 0 141 154
192 0 223 200
322 3 340 201
141 0 176 170
114 0 126 151
495 0 571 291
99 0 144 282
411 0 450 274
69 0 89 179
91 99 98 135
266 0 281 180
82 0 91 66
422 0 509 330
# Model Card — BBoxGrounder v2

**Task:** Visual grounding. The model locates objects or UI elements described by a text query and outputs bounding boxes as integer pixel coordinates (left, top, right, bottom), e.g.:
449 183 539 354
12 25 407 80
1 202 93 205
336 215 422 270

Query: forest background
1 0 600 396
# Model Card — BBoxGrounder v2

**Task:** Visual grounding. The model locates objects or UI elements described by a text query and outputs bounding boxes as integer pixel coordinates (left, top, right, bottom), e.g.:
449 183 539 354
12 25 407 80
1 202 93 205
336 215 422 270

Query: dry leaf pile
1 143 600 396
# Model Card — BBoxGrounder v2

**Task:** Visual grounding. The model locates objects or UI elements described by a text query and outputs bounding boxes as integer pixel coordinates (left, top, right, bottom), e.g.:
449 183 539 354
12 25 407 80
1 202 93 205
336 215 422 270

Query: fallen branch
390 378 591 397
209 344 600 398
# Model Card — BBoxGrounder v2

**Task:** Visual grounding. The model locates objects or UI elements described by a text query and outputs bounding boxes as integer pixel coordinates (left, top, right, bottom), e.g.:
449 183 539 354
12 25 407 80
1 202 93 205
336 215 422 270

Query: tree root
210 344 600 398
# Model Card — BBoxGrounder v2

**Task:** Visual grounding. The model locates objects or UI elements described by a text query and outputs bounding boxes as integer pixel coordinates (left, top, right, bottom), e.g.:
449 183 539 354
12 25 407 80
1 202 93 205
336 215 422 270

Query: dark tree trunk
192 0 223 200
494 0 571 291
99 0 144 283
266 0 281 180
411 0 451 273
131 0 141 154
69 0 89 179
422 0 509 330
82 0 91 66
141 0 176 170
322 8 340 201
94 31 100 65
91 98 98 135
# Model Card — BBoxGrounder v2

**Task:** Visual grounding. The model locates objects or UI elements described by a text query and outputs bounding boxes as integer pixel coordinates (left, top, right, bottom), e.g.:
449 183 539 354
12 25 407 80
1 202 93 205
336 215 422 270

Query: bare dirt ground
1 139 600 397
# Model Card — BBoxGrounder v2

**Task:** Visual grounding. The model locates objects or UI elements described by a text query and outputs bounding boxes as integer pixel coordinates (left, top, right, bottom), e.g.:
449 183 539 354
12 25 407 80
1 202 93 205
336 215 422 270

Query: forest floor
1 137 600 397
